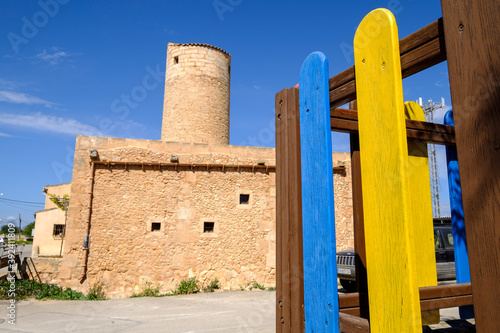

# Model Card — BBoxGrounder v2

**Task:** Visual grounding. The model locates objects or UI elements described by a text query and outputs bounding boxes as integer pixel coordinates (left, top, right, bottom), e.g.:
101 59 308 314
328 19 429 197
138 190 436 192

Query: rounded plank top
354 8 422 332
299 51 339 333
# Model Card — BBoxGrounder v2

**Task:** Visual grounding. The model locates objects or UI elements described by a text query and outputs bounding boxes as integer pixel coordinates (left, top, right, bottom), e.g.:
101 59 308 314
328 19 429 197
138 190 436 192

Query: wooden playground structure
275 1 499 332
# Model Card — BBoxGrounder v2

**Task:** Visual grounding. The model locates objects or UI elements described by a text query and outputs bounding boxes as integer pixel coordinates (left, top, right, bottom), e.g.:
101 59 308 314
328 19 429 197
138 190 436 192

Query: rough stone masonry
31 43 353 298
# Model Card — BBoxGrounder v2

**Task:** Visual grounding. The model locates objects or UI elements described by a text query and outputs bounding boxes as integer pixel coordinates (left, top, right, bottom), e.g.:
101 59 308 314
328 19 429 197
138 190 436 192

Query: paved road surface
0 289 474 332
0 290 275 333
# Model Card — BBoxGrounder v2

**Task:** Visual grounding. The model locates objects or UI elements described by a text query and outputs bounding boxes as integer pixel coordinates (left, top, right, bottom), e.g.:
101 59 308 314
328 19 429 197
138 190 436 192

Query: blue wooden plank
444 109 474 319
299 51 339 333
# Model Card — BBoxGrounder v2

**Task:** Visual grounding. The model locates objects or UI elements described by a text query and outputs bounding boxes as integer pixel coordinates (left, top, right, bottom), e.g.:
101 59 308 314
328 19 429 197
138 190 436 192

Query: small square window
174 56 179 64
151 222 161 231
239 194 250 205
204 222 214 233
53 224 65 237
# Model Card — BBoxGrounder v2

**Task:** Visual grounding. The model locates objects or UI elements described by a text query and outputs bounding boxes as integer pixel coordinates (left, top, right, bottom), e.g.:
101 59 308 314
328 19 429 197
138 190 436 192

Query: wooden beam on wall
440 0 500 331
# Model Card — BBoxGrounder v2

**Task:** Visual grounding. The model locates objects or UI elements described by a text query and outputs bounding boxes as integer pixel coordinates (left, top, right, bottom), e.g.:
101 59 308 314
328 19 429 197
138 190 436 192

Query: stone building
31 43 353 298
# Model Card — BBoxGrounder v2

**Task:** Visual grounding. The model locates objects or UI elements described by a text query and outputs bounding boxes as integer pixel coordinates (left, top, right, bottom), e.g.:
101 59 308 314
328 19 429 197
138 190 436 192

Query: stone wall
29 257 61 284
56 136 277 298
332 152 355 251
46 136 353 298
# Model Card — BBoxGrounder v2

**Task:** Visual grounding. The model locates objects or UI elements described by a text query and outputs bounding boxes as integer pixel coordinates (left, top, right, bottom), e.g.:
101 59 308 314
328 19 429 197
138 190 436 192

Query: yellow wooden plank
354 9 422 332
405 101 438 289
405 101 439 325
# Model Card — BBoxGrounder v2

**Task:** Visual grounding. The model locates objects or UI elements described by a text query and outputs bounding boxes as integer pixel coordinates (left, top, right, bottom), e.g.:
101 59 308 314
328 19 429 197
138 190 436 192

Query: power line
0 197 44 205
0 200 39 214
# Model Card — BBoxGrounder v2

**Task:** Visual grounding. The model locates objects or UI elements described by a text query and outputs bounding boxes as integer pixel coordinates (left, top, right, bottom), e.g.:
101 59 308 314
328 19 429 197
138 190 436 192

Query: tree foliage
0 225 19 235
48 193 70 211
22 222 35 237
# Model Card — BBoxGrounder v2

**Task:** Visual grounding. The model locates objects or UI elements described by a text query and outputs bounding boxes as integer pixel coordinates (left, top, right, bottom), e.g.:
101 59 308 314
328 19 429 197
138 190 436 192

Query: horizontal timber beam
329 18 446 108
331 108 455 145
339 312 369 333
91 160 276 172
338 283 472 317
92 160 346 173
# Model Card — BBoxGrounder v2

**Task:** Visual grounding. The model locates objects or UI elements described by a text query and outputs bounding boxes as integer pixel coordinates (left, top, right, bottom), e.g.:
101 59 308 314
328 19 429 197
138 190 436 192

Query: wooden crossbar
331 108 455 145
329 18 446 109
339 283 473 317
339 312 370 333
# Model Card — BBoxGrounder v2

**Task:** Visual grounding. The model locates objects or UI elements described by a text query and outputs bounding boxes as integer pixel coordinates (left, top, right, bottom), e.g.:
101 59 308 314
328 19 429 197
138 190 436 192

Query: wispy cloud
4 216 17 222
0 78 19 90
0 131 12 137
0 112 103 136
0 90 55 107
114 119 148 131
35 47 71 65
253 85 262 90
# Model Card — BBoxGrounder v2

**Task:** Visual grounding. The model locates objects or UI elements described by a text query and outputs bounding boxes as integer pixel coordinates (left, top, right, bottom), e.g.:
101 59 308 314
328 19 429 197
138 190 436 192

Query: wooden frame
276 1 500 331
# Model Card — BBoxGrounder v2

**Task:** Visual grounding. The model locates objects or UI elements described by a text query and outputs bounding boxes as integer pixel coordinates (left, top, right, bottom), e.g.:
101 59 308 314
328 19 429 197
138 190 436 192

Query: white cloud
115 119 147 131
0 112 104 137
253 85 262 90
0 132 12 137
36 48 71 65
0 78 19 90
0 90 55 107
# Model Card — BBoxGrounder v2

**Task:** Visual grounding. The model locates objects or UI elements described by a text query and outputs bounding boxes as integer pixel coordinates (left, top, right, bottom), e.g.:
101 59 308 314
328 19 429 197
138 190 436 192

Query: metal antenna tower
417 97 445 218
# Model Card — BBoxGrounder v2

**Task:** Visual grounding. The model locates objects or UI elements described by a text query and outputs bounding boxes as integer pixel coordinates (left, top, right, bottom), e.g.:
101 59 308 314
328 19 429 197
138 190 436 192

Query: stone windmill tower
161 43 231 145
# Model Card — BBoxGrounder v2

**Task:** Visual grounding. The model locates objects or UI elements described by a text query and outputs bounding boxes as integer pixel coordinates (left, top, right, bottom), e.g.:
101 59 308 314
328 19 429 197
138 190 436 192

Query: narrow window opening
174 56 179 64
228 65 231 74
240 194 250 205
53 224 65 237
204 222 215 233
151 222 161 231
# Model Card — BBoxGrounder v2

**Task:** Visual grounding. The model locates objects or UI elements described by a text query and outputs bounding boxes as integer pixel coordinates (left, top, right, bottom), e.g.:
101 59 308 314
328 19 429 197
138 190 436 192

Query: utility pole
18 214 21 241
417 97 445 218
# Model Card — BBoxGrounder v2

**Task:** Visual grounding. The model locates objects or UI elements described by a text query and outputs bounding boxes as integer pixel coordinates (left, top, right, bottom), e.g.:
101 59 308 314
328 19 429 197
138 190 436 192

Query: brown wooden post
348 100 369 320
441 0 500 330
275 87 305 333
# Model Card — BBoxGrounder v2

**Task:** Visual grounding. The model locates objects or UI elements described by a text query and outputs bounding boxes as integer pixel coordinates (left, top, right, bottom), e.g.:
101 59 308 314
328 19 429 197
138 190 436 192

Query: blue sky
0 1 452 226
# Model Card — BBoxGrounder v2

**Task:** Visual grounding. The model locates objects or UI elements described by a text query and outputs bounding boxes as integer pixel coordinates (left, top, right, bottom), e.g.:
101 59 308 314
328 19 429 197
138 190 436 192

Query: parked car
336 222 456 292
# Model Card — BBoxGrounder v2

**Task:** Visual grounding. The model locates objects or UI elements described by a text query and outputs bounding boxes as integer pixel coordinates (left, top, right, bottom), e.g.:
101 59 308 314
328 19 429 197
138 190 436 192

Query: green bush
131 279 162 298
0 280 85 301
0 280 107 301
87 282 106 300
173 277 200 295
130 277 204 298
250 281 265 291
60 288 87 300
202 278 220 293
